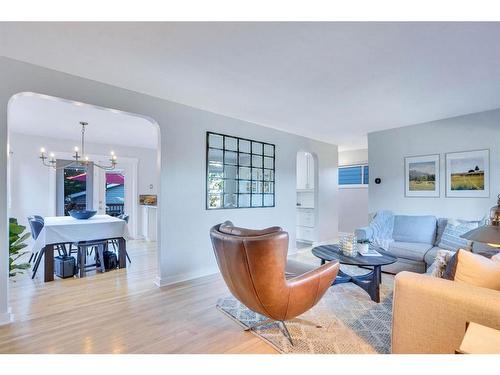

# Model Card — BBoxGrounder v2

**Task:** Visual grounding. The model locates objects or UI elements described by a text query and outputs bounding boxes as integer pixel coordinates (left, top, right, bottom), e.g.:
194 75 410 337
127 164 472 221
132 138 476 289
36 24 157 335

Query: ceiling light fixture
39 121 117 170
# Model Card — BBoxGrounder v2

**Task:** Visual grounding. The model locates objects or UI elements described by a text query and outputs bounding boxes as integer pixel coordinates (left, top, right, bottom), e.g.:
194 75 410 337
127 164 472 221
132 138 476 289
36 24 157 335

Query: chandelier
39 121 117 170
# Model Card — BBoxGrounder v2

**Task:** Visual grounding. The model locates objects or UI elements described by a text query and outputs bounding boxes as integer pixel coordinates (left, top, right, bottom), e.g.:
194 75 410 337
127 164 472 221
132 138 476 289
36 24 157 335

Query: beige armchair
392 271 500 353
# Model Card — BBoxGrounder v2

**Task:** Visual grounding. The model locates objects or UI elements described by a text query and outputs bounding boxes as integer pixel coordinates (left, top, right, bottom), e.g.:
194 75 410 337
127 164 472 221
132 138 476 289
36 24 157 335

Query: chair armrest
392 272 500 353
285 261 339 320
355 226 373 242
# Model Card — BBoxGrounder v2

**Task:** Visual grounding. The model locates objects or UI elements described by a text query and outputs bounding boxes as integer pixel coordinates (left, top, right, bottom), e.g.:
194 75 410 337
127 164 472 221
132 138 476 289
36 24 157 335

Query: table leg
97 244 106 273
79 247 86 278
44 245 54 282
334 265 382 303
118 238 127 269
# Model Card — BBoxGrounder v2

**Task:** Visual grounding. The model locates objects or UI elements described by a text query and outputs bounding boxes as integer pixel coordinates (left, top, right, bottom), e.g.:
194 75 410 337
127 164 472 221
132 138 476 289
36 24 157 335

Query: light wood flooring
1 240 314 354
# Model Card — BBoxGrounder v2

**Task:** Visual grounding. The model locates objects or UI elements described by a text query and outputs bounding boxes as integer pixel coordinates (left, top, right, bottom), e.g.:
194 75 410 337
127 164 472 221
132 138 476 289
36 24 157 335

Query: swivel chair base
244 319 294 346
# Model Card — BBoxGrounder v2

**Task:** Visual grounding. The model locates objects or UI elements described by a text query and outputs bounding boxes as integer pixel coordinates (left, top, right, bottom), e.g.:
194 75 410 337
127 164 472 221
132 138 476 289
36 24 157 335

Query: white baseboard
314 238 339 247
291 237 339 255
154 268 220 288
0 308 13 326
154 237 340 288
154 276 168 287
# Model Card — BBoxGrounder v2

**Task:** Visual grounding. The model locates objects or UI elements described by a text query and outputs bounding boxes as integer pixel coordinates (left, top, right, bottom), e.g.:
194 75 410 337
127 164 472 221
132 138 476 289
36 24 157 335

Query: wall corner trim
0 307 13 326
154 268 220 288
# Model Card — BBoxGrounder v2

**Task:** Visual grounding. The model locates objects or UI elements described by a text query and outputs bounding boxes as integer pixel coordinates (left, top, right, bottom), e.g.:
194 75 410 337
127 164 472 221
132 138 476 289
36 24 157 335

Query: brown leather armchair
210 221 339 344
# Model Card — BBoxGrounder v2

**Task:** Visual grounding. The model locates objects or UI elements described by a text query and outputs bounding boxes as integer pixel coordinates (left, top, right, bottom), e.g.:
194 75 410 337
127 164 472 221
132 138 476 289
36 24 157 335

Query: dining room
7 92 160 287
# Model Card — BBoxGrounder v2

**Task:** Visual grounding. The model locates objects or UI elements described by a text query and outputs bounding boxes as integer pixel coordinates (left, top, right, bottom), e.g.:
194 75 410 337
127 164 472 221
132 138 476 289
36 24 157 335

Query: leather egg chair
210 221 339 344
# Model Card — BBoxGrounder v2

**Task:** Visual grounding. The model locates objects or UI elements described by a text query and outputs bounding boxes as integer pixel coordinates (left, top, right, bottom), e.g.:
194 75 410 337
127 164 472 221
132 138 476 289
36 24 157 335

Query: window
63 165 87 215
339 164 369 187
206 132 275 209
105 171 125 216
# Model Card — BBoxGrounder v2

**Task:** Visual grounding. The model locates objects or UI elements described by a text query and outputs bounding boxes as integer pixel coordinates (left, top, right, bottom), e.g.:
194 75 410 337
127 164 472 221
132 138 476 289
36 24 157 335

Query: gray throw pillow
434 218 448 246
438 219 478 252
442 251 459 280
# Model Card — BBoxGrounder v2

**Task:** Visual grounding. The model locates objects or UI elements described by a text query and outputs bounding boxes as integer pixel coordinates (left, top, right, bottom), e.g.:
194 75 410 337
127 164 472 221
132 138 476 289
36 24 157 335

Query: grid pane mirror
207 132 275 209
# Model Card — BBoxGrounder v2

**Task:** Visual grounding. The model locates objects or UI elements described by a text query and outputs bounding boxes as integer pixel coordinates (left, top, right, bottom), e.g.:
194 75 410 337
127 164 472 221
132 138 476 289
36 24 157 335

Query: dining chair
27 217 44 263
33 215 44 223
29 216 71 279
110 214 131 263
75 240 107 277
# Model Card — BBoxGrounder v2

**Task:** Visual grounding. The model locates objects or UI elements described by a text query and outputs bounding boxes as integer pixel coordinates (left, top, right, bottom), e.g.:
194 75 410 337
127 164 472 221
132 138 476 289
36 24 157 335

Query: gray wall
0 57 339 323
368 109 500 220
338 149 369 232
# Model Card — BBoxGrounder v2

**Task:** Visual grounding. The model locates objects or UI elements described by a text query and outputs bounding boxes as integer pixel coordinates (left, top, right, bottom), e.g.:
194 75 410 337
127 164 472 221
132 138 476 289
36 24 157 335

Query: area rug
217 267 393 354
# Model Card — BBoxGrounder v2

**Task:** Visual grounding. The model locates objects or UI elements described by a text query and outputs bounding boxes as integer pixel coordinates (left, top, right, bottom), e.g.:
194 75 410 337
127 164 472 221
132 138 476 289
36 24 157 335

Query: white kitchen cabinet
141 205 157 241
296 226 315 243
296 208 315 228
296 151 317 244
296 152 314 190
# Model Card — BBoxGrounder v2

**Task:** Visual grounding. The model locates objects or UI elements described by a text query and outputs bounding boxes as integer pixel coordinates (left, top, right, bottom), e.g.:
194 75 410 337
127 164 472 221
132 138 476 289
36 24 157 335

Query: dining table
32 214 129 282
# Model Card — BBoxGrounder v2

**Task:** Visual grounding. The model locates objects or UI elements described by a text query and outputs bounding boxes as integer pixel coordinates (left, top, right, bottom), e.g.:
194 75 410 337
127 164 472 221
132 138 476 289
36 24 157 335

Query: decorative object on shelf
405 154 440 197
68 210 97 220
9 218 31 277
39 121 117 170
340 233 358 257
139 194 157 206
461 194 500 247
206 131 275 209
446 149 489 198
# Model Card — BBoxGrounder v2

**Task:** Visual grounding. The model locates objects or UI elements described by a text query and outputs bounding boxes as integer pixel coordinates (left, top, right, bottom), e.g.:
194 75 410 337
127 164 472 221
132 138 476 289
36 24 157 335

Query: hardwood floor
0 240 277 354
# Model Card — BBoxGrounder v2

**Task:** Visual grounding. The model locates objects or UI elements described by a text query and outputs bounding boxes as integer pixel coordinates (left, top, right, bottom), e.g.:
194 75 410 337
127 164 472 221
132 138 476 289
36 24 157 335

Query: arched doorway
295 151 318 249
6 92 161 319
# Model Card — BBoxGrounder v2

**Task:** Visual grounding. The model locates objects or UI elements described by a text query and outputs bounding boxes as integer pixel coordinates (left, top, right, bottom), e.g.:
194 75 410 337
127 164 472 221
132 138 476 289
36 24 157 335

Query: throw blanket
369 210 394 251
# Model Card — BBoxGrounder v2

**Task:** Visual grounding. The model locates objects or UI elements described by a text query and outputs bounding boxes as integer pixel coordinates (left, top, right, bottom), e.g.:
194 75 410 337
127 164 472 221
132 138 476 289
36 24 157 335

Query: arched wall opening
295 150 319 249
5 92 161 313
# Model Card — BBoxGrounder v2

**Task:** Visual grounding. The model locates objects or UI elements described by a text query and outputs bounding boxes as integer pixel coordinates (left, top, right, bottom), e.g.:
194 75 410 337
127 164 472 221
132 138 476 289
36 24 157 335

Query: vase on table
339 233 358 257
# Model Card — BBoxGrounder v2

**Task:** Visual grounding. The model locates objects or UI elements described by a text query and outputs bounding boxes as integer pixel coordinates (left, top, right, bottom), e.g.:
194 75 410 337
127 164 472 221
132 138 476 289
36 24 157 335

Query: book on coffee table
359 247 382 257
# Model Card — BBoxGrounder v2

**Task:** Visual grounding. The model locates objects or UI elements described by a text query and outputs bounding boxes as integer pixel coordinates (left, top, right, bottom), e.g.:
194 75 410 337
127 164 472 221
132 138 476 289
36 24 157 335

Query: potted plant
9 218 31 277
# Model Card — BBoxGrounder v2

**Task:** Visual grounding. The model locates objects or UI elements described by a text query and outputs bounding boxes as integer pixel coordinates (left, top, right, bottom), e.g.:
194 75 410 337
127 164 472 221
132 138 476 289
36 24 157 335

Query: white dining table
33 215 129 282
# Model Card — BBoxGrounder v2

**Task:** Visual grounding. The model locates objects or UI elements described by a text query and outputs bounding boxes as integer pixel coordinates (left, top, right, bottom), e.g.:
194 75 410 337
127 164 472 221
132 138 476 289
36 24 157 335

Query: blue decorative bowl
69 210 97 220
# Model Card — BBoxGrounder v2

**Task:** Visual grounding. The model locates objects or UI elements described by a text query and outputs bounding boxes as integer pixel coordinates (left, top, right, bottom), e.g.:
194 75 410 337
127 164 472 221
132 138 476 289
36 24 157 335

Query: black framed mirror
206 132 275 209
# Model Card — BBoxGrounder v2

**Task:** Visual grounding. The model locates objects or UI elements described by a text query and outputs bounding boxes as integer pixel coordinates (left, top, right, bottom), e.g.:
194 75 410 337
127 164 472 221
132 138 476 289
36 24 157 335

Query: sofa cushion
434 218 448 246
392 215 437 244
388 241 433 262
438 219 478 252
443 249 500 291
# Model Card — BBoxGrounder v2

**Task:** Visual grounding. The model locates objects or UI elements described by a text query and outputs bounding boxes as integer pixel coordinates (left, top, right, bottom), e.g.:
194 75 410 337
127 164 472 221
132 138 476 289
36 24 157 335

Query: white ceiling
2 22 500 150
9 93 158 149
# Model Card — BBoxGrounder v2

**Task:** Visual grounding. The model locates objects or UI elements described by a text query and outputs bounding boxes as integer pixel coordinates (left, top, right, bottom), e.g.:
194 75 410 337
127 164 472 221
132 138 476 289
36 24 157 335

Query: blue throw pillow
438 219 478 252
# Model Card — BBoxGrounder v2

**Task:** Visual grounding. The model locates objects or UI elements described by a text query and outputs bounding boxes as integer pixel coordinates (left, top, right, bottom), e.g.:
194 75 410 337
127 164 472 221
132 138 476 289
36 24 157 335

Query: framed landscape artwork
446 149 489 198
405 154 440 197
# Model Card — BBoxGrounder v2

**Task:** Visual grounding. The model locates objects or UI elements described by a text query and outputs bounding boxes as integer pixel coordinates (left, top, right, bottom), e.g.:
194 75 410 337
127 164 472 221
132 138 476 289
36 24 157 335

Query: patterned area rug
217 266 393 354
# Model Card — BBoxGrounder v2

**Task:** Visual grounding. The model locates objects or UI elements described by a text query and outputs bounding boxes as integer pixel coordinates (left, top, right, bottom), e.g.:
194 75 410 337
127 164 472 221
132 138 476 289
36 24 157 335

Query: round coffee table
312 244 397 303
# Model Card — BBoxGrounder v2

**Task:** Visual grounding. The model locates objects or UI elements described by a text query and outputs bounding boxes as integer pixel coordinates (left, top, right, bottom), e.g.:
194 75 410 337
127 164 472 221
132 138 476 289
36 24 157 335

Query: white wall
8 132 158 239
0 57 339 323
338 149 369 232
368 109 500 220
338 149 368 166
162 108 338 284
